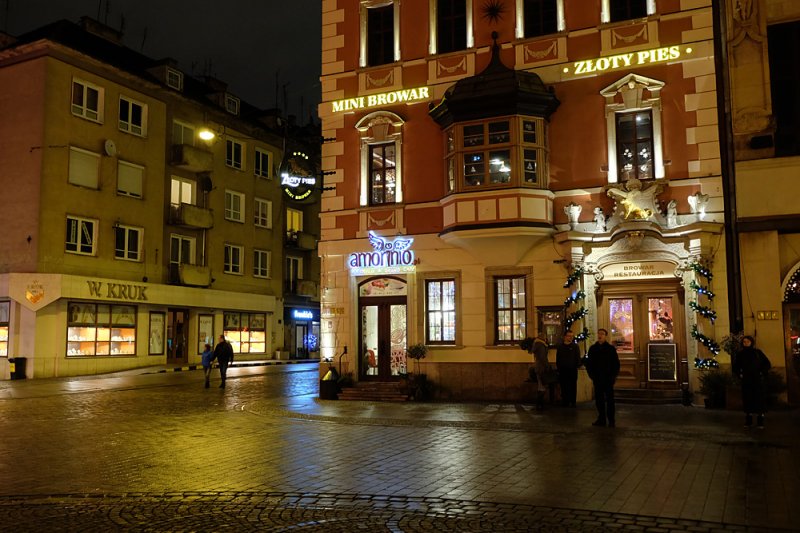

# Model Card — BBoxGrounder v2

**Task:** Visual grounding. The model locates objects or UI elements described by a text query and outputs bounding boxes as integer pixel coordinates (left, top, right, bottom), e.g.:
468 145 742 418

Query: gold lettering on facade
86 280 148 301
333 87 430 113
571 46 682 75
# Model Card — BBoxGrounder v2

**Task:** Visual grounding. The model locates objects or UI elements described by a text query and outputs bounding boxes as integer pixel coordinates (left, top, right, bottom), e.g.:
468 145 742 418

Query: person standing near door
556 330 582 407
733 335 771 428
212 335 234 389
585 328 620 427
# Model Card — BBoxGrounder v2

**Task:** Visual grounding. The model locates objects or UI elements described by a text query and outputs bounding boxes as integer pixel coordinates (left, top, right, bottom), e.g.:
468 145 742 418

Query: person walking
585 328 620 427
532 332 550 410
201 343 214 388
212 335 234 389
556 330 582 407
733 335 771 428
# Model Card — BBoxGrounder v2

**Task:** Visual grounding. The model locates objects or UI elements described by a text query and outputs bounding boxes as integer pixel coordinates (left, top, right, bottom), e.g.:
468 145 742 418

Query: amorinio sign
348 232 416 275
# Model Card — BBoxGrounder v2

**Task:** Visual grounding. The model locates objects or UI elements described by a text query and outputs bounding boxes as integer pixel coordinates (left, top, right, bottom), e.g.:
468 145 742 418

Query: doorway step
615 388 683 405
337 381 408 402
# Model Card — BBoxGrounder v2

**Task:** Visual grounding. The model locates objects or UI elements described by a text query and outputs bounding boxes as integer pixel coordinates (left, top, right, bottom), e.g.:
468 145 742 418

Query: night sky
1 0 322 120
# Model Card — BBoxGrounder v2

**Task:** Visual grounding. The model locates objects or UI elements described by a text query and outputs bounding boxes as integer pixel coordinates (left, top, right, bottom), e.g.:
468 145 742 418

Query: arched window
356 111 405 206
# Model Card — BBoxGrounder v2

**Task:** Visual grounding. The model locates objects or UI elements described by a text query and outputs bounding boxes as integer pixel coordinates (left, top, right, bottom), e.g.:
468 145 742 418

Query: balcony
169 263 212 287
297 280 319 298
171 144 213 173
285 231 317 251
170 203 214 229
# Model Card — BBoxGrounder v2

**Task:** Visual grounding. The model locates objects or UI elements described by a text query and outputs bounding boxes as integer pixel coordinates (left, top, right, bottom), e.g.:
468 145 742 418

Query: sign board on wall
565 45 691 76
648 343 677 381
348 232 417 276
601 261 676 280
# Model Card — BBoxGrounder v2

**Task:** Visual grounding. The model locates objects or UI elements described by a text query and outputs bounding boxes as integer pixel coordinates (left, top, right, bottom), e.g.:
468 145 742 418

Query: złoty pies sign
568 45 686 75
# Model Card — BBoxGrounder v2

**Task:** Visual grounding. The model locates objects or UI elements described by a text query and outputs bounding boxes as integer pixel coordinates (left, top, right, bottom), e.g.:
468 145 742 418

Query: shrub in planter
698 369 733 408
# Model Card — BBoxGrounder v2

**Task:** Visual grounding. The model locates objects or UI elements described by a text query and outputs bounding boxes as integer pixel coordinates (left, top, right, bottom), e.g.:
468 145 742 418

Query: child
201 343 214 388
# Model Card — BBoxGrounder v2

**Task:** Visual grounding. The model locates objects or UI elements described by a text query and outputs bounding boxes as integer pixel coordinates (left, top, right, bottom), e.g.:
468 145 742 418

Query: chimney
79 17 124 44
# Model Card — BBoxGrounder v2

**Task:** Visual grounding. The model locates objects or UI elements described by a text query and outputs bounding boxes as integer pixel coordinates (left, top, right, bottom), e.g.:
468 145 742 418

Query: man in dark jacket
212 335 234 389
556 330 582 407
585 328 620 427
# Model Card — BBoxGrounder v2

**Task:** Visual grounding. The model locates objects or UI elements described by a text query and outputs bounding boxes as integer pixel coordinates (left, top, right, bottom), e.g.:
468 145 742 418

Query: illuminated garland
689 280 715 300
689 262 719 369
690 262 713 281
563 266 589 342
565 307 589 328
563 266 585 288
689 301 717 322
564 290 586 306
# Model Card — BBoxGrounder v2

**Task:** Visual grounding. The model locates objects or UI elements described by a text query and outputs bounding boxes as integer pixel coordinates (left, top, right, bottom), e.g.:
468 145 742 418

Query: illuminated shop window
445 116 548 192
71 78 104 122
426 279 456 344
0 301 8 357
356 111 404 206
429 0 473 55
363 1 396 67
495 276 527 344
67 302 136 357
223 312 266 354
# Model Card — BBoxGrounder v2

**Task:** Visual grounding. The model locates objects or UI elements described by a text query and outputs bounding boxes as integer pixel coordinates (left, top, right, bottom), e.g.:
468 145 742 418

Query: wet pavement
0 362 798 532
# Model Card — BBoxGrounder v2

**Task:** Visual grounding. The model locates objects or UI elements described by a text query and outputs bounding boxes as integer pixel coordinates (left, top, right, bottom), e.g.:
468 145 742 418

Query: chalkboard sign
648 343 677 381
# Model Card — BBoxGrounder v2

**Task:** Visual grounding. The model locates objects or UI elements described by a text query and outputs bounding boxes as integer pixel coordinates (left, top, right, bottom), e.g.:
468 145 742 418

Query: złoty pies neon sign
349 232 416 275
332 87 430 113
568 46 686 75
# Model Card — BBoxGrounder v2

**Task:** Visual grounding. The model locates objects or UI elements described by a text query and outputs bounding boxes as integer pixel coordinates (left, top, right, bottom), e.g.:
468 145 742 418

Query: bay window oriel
445 116 548 192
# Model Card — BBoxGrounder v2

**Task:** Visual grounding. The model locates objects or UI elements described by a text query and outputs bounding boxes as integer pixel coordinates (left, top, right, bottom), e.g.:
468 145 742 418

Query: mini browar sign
349 231 416 275
281 150 316 201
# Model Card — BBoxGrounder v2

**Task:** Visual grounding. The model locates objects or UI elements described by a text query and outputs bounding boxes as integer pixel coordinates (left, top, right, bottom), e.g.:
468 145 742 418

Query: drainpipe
712 0 744 333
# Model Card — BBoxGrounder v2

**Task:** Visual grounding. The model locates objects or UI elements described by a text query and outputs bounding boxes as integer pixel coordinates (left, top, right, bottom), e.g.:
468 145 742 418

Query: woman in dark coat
732 335 771 428
556 330 582 407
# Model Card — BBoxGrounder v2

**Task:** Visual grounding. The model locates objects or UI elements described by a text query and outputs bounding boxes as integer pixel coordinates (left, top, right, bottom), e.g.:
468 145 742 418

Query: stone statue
666 199 678 228
606 177 664 221
564 202 582 230
688 192 709 220
593 207 606 232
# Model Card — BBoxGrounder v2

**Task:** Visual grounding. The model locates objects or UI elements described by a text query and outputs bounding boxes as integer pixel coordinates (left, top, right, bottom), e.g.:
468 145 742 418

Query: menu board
648 343 677 381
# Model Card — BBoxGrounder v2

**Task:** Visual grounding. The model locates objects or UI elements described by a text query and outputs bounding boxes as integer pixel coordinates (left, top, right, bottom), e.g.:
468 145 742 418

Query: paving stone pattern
0 364 797 532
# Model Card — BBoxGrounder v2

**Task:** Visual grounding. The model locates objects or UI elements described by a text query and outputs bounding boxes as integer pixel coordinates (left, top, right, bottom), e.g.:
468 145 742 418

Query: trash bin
9 357 26 380
319 366 340 400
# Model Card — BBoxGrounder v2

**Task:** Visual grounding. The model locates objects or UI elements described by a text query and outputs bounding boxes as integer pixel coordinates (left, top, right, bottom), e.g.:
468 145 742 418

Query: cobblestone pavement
0 364 798 532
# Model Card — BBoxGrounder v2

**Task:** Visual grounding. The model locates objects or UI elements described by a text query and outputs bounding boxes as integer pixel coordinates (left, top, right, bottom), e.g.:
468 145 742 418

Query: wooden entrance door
598 282 685 389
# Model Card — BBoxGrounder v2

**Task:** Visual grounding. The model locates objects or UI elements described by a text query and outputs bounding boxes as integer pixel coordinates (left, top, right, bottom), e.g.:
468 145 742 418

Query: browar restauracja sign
349 232 417 275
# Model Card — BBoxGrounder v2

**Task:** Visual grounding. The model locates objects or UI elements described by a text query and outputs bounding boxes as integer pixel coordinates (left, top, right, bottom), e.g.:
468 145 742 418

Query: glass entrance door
166 309 188 364
602 286 682 389
360 299 407 380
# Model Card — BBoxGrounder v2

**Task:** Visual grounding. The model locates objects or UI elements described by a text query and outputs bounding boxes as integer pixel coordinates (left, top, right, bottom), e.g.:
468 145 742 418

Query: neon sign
348 231 416 275
293 309 314 320
281 150 316 201
567 46 686 76
332 87 430 113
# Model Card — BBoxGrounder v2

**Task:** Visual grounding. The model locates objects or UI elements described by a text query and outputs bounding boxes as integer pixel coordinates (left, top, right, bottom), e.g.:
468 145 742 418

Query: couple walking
201 335 235 389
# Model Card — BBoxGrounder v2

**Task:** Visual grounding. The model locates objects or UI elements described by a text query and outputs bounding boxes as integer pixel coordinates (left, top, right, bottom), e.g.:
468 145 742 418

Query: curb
153 359 319 374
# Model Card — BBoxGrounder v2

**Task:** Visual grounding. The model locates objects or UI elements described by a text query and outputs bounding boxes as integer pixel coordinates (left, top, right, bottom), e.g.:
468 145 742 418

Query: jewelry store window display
67 302 137 356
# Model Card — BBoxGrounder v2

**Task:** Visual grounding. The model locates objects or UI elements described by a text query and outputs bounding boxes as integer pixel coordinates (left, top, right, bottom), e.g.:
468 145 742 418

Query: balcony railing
171 144 213 173
169 263 212 287
285 231 317 251
284 279 319 299
170 203 214 229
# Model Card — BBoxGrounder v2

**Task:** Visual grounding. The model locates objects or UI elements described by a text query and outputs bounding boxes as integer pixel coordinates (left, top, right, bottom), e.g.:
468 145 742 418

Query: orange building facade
319 0 729 402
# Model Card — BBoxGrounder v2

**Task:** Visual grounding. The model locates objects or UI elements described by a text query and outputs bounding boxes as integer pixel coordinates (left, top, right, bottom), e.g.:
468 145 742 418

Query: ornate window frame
360 0 401 67
429 0 474 55
601 73 665 183
356 111 405 206
600 0 655 24
514 0 565 40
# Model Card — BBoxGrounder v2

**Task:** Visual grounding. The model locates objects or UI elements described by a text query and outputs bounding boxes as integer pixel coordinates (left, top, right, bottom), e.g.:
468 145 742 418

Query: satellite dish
104 139 117 157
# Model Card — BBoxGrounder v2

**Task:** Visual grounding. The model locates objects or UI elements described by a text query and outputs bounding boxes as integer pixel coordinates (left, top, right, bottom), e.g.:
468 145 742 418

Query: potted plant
698 369 733 408
405 343 429 400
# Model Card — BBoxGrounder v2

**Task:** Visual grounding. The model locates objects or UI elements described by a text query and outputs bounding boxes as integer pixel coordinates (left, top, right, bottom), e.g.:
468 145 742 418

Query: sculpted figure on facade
666 199 678 228
593 207 606 232
688 192 710 220
606 177 665 221
564 202 582 230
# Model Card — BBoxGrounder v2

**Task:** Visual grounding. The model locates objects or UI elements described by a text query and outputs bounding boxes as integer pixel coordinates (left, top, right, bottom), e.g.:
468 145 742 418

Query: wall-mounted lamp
198 128 216 141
